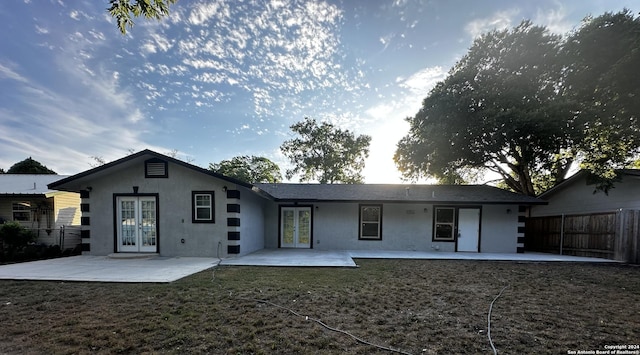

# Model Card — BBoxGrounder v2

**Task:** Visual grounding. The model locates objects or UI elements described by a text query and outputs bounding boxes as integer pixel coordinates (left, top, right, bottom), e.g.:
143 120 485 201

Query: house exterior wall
82 160 246 257
263 202 521 253
480 204 519 253
237 190 266 256
531 174 640 216
0 195 82 248
53 192 81 226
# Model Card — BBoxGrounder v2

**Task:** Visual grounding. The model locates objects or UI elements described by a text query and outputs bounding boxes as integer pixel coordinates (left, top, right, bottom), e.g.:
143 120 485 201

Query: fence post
559 214 565 255
60 225 65 251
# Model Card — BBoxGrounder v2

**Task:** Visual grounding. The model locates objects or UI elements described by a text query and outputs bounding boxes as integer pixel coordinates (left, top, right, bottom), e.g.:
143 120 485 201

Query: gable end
145 158 168 178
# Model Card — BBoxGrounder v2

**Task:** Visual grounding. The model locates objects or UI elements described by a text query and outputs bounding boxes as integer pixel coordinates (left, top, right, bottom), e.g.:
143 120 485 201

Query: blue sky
0 0 637 182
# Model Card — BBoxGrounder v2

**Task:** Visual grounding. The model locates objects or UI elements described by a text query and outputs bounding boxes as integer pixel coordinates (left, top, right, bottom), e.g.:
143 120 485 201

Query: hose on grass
487 284 510 355
238 297 414 355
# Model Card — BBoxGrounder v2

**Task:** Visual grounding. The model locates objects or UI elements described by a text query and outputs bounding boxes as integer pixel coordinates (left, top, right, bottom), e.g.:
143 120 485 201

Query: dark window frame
433 206 456 242
192 191 215 223
358 204 383 240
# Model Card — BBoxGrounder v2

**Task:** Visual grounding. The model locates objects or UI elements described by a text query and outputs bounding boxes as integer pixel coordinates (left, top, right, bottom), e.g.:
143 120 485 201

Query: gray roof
0 174 70 195
255 183 545 205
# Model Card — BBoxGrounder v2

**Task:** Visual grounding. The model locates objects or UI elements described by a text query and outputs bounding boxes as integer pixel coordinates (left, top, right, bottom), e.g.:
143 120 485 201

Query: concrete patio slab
220 249 617 267
0 255 219 283
220 249 357 267
347 250 618 263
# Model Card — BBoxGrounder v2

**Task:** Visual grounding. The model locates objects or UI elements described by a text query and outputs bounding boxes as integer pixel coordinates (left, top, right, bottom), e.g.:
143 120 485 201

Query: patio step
107 253 159 260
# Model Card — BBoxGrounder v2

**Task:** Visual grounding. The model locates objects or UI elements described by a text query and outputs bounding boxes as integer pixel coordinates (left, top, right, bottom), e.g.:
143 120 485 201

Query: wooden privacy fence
526 210 640 264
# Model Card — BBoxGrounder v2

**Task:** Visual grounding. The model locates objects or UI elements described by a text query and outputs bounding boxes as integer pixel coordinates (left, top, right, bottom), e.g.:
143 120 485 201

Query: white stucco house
48 150 545 258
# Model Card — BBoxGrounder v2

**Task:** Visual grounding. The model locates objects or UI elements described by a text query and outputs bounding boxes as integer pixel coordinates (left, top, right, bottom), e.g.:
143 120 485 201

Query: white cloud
398 66 447 97
0 19 156 174
465 9 521 39
141 42 157 54
188 1 227 26
35 25 49 34
0 62 29 83
534 5 573 34
149 0 356 118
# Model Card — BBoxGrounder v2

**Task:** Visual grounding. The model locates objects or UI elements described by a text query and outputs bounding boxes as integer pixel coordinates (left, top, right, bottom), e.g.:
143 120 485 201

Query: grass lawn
0 259 638 354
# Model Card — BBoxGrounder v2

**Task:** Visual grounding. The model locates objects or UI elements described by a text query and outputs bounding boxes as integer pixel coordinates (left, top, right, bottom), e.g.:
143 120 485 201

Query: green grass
0 260 639 354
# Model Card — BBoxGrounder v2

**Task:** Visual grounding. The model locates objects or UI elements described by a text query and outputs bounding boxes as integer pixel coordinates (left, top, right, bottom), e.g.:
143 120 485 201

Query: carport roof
255 183 546 204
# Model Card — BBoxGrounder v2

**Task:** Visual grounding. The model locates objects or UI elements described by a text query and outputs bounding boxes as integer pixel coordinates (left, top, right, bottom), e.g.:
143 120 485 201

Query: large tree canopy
209 156 282 183
7 158 56 174
396 21 571 196
281 117 371 184
108 0 177 34
395 11 640 196
563 10 640 190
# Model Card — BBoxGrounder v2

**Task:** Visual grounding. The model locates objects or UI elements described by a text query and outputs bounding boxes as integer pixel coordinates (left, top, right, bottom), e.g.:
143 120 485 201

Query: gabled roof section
48 149 254 192
0 174 70 195
538 169 640 199
255 183 546 205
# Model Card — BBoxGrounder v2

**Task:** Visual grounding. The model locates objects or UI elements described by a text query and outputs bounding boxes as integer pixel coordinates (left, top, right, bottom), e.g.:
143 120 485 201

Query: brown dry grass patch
0 259 639 354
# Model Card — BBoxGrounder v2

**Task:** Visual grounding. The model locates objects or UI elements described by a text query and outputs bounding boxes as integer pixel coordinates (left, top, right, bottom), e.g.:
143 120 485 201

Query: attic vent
145 158 168 178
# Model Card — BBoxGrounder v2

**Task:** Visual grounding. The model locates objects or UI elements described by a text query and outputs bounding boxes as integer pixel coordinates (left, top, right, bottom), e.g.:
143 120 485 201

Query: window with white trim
12 201 32 221
359 204 382 240
192 191 215 223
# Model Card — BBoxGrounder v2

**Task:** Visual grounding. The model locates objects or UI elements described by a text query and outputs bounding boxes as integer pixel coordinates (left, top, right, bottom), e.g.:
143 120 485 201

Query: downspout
559 213 565 255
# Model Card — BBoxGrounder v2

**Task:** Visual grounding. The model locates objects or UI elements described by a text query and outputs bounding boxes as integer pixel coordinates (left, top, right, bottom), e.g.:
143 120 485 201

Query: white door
117 196 158 253
457 208 480 252
280 207 311 248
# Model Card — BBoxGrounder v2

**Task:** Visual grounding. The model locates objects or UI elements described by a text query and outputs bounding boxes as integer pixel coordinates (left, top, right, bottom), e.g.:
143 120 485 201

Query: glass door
280 207 311 248
117 196 157 253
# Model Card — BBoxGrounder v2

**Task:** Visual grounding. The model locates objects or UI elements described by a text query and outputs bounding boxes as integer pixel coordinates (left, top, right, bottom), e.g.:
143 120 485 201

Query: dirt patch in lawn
0 260 638 354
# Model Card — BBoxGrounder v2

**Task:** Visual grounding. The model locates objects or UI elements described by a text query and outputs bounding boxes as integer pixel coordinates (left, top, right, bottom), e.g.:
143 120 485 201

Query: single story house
49 150 545 258
0 174 81 248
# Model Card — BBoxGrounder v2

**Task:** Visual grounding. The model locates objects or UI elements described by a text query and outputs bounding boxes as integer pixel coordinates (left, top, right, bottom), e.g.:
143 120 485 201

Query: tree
107 0 177 35
209 156 282 183
89 156 107 167
563 10 640 191
395 21 572 196
395 12 640 196
7 158 56 174
281 117 371 184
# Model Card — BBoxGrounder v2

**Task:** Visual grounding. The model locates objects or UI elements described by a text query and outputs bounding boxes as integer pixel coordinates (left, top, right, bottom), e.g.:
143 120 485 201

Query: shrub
0 222 36 260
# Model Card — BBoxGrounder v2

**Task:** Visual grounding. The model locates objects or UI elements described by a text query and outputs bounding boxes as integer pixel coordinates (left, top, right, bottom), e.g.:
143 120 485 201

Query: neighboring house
0 174 81 249
528 170 640 263
530 169 640 216
49 150 545 258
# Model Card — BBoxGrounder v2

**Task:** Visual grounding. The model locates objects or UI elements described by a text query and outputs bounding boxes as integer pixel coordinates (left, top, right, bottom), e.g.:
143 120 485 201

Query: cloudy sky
0 0 637 182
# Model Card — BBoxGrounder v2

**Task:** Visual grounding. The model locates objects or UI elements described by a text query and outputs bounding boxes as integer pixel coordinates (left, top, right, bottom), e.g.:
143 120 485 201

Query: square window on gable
192 191 215 223
145 158 168 178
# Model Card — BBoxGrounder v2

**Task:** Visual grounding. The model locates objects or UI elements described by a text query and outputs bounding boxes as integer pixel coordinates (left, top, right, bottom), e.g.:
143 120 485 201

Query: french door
280 207 311 248
116 196 158 253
